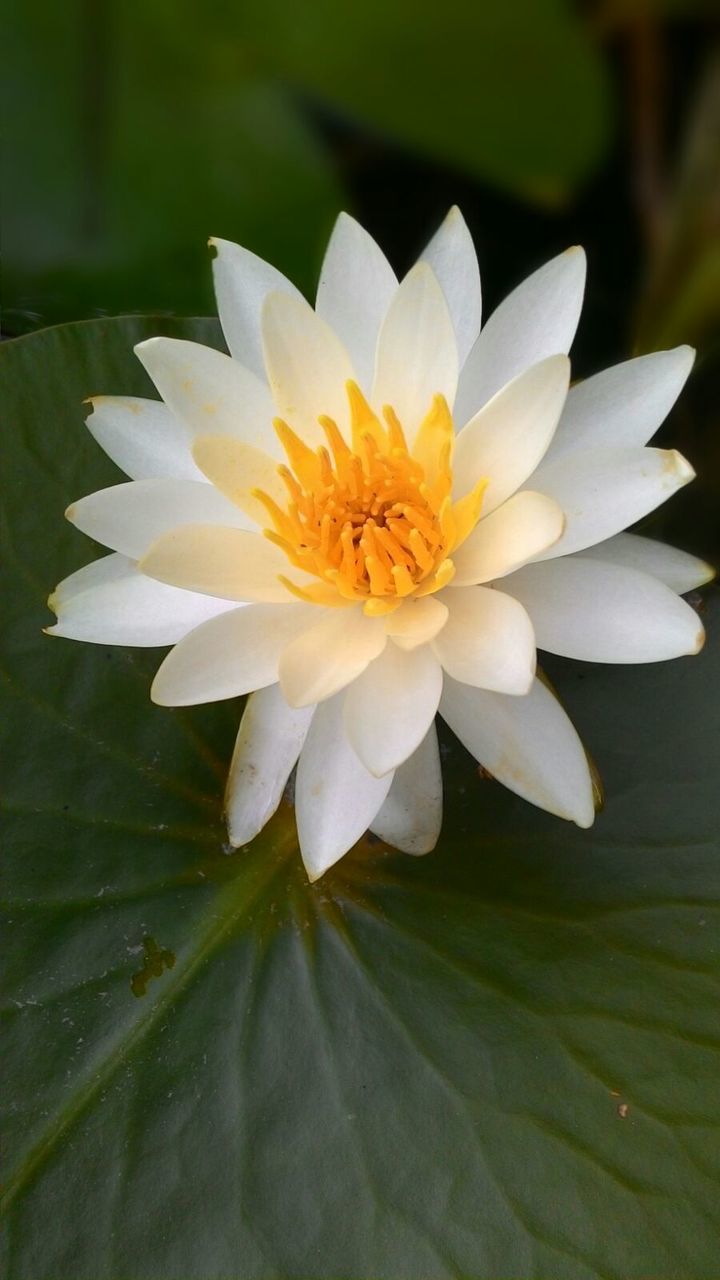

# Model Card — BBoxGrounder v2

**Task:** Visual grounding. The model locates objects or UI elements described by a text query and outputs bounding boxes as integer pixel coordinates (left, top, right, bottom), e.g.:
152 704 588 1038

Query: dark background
2 0 718 559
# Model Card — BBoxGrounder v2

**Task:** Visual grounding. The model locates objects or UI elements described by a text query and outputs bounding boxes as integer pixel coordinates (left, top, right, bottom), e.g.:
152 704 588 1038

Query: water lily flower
48 208 712 881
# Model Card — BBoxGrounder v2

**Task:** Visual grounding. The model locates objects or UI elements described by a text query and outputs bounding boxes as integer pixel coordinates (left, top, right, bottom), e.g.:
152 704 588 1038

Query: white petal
372 261 459 438
278 608 386 708
315 212 398 393
66 479 252 558
47 553 236 646
151 603 315 705
542 346 695 464
531 447 696 560
192 436 287 527
343 642 443 776
370 725 443 855
452 491 565 585
140 525 299 602
440 675 594 827
578 532 715 594
295 693 394 881
225 684 314 848
455 246 586 425
85 396 204 481
501 558 704 663
432 586 535 693
134 337 277 454
419 206 482 367
210 236 302 379
262 291 356 444
384 595 449 650
453 356 570 511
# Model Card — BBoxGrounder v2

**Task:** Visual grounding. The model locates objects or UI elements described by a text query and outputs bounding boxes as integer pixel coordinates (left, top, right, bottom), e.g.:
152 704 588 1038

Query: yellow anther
347 380 386 451
259 392 464 605
408 527 434 573
382 405 409 453
451 477 489 547
274 419 322 488
413 394 454 486
250 488 297 541
415 558 456 596
363 596 402 617
320 415 351 469
391 564 416 597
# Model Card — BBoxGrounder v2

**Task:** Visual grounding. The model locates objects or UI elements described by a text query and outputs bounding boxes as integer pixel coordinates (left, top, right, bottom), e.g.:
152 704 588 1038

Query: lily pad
2 318 719 1279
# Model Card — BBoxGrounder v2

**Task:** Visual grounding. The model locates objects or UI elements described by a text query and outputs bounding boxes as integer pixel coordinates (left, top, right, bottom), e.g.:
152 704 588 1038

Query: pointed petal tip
149 662 186 707
574 807 596 830
133 336 163 357
669 449 696 484
224 823 253 851
693 625 706 654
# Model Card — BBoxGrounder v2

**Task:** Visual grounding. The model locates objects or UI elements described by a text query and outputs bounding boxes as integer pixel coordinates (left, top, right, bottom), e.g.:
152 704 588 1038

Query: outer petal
225 684 314 848
278 608 387 707
531 447 695 560
384 595 449 650
295 693 394 881
372 262 459 437
453 356 570 511
134 337 277 454
315 212 398 393
578 532 714 594
440 675 595 827
455 246 585 426
150 602 315 705
210 236 302 379
86 396 204 481
500 558 704 663
66 479 252 559
192 436 287 527
432 586 535 694
452 491 565 585
343 642 443 777
371 725 443 855
419 206 482 366
140 525 301 602
46 553 236 646
262 291 356 444
542 346 695 464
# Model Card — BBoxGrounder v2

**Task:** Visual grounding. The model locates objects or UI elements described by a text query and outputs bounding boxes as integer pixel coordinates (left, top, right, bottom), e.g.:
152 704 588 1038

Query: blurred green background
2 0 718 559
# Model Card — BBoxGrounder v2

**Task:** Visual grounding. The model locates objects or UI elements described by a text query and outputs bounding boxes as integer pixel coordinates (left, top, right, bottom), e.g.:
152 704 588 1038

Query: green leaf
0 1 343 333
243 0 612 203
2 318 719 1279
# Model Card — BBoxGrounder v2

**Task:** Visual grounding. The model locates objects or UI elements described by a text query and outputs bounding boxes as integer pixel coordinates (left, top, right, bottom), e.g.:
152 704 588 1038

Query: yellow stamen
412 394 454 487
347 380 386 451
451 477 490 547
254 384 478 607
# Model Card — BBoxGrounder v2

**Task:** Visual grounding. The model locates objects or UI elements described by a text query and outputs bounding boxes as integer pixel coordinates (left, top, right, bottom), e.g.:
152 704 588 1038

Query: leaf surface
2 318 719 1279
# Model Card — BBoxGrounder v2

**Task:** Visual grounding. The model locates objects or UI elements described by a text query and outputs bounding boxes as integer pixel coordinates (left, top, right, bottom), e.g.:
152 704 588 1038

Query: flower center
254 382 487 615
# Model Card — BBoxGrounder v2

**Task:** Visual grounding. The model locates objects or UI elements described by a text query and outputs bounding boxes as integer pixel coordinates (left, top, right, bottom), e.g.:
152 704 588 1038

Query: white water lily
48 208 712 881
